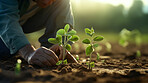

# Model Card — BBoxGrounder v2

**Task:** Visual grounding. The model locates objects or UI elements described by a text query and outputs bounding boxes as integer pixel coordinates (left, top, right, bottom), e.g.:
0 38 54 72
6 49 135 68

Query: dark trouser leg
22 0 73 48
39 0 73 48
0 38 15 60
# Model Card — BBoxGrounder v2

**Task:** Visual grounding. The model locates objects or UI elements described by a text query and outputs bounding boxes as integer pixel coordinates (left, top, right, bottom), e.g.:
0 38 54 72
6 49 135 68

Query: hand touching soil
19 44 77 67
50 44 78 63
19 44 59 67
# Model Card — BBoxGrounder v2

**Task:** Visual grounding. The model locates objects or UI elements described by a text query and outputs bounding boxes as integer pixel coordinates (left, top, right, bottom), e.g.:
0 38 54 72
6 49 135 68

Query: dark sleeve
0 0 30 54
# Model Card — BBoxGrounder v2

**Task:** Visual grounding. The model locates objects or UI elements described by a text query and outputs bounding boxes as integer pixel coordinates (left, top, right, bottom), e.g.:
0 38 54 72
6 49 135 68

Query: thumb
66 51 78 63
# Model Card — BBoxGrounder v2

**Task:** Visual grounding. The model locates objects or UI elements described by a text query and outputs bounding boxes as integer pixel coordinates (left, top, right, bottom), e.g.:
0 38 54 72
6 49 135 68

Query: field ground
0 42 148 83
0 31 148 83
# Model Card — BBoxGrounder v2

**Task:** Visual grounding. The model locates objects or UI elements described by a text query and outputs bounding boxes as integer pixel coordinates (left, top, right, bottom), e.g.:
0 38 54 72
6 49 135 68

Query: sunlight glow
92 0 133 8
74 0 81 4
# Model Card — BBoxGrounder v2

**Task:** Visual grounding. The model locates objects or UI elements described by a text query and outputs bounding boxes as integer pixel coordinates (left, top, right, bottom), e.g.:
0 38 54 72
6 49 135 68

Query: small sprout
136 50 141 57
119 28 142 47
131 30 142 46
15 59 22 76
63 59 68 64
90 62 95 68
48 24 79 65
97 53 100 61
76 55 79 61
101 60 105 63
86 61 95 69
82 27 104 70
119 28 131 47
56 60 62 65
105 42 112 52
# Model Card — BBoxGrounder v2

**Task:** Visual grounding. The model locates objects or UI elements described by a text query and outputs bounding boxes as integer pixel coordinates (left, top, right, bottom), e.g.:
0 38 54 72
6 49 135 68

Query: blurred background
71 0 148 32
26 0 148 47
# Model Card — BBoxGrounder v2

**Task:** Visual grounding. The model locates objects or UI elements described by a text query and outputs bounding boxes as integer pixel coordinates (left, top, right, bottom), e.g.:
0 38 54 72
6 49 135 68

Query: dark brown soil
0 43 148 83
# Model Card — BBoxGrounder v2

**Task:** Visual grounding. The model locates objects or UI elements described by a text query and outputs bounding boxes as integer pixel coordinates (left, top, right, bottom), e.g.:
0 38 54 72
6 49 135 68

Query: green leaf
63 59 68 64
67 29 76 35
91 27 95 33
91 27 95 36
120 28 131 40
64 24 70 32
82 39 90 44
70 35 79 41
66 44 71 51
90 62 95 68
56 60 62 65
86 62 89 65
93 43 99 48
56 29 65 36
56 35 62 43
48 38 59 44
85 28 92 36
85 28 91 33
97 53 100 61
86 45 94 56
93 35 104 41
67 35 72 39
119 39 128 47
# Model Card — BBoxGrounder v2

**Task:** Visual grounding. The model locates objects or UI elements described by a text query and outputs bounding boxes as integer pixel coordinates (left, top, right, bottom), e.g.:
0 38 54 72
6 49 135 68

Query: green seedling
119 28 131 47
15 59 22 76
131 30 141 46
48 24 79 65
101 60 105 63
119 28 141 47
82 27 104 70
76 55 79 61
136 50 141 57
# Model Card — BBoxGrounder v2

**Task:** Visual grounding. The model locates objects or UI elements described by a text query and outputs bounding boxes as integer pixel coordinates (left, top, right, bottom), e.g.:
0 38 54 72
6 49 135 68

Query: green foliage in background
71 0 148 33
119 28 141 47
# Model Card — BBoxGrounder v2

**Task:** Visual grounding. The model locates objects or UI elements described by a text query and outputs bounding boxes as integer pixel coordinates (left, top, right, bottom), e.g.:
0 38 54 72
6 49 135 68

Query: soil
0 42 148 83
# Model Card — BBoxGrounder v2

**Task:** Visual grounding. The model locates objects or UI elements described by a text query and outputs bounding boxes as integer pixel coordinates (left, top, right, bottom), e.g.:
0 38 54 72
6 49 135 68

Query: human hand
19 44 59 67
50 44 78 63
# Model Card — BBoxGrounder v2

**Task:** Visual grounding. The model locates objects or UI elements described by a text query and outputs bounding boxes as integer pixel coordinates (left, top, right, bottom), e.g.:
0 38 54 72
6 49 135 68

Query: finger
40 54 57 66
38 56 53 67
42 47 59 62
50 45 61 56
50 44 59 51
66 51 78 63
31 55 52 67
31 59 46 67
48 57 57 66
